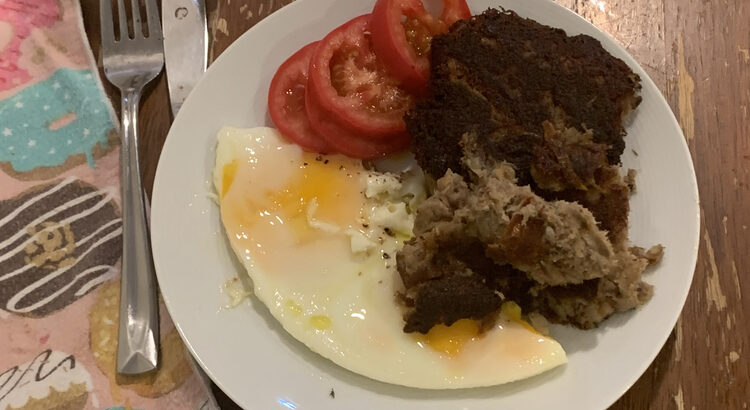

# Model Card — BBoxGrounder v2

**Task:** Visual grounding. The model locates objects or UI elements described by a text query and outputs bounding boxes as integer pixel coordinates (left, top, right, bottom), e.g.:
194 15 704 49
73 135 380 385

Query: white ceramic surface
150 0 700 409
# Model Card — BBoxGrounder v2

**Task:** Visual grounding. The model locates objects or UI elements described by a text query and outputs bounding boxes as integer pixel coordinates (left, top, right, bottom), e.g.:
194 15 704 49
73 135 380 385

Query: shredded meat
396 8 661 334
398 167 655 332
530 123 631 245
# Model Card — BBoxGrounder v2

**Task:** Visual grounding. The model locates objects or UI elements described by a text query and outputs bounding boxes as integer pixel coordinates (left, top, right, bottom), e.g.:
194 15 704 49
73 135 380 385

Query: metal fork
100 0 164 375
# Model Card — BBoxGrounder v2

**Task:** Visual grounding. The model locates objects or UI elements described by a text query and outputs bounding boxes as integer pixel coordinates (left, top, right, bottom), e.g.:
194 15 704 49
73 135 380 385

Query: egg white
214 126 567 389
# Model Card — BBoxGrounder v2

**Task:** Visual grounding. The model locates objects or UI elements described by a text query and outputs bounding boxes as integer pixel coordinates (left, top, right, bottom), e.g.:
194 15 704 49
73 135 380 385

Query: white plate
151 0 700 409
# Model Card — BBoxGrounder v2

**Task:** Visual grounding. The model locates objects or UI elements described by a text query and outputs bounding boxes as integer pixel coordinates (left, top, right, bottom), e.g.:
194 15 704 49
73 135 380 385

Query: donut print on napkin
0 349 94 410
0 0 59 92
0 177 122 317
0 68 117 179
0 0 117 181
0 1 214 409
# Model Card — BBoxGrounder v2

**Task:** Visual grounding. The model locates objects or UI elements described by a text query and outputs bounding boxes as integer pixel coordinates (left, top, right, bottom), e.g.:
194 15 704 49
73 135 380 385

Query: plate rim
151 0 700 408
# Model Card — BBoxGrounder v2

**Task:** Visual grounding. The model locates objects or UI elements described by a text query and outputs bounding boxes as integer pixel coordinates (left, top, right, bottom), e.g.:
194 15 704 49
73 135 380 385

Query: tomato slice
305 84 411 159
268 41 333 153
370 0 471 95
439 0 472 25
307 14 413 139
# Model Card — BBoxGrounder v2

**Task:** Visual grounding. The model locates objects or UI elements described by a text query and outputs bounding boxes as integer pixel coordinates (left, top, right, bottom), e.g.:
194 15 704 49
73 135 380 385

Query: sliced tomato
370 0 471 95
307 14 413 139
439 0 472 25
268 41 333 153
305 85 411 159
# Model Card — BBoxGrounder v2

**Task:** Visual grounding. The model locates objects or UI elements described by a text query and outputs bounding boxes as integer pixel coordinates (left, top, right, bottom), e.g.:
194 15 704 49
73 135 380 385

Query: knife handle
116 88 160 375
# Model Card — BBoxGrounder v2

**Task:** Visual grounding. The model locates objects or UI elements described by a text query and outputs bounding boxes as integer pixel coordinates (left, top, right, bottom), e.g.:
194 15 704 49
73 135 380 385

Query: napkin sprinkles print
0 1 213 409
0 0 117 180
0 68 118 179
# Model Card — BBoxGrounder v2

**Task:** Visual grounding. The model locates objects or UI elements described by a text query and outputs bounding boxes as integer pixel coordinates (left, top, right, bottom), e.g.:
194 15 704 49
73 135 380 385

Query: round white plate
151 0 700 409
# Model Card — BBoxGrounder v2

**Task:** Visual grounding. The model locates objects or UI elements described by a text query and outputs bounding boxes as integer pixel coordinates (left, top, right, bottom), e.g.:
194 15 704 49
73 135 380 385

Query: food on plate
268 42 333 153
397 164 656 332
370 0 471 95
304 92 411 158
214 126 566 388
225 3 665 390
268 13 414 158
406 8 642 182
266 0 471 158
308 14 412 140
530 123 632 245
399 9 662 332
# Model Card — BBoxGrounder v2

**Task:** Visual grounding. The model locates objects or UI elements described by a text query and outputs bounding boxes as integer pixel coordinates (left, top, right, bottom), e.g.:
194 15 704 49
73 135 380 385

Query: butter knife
161 3 221 409
162 0 207 116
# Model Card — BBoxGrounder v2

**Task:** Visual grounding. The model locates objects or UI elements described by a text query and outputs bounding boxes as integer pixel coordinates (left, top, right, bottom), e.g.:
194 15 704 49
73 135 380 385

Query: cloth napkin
0 1 215 409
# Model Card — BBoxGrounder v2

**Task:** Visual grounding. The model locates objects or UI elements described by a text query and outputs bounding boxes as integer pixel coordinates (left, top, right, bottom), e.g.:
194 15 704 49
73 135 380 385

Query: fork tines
100 0 162 44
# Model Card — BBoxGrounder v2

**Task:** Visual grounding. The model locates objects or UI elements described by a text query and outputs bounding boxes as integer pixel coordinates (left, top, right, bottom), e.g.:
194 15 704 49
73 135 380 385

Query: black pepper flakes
329 388 335 398
303 162 308 166
362 223 369 228
324 159 329 164
384 227 394 237
382 253 391 259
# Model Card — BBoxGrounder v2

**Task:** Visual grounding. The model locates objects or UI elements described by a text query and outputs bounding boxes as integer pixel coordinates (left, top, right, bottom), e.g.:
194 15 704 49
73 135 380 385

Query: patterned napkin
0 1 214 409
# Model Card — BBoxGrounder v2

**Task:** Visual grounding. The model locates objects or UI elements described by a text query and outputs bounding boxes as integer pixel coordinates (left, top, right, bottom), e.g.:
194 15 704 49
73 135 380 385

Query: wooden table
81 0 749 408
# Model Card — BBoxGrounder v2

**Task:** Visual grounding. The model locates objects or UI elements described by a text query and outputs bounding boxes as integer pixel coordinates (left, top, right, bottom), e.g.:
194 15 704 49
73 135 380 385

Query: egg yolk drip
418 319 481 357
221 151 365 268
416 302 540 357
266 156 362 240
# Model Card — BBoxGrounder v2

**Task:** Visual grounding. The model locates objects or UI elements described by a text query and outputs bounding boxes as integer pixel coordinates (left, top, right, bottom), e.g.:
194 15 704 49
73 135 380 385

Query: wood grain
80 0 749 408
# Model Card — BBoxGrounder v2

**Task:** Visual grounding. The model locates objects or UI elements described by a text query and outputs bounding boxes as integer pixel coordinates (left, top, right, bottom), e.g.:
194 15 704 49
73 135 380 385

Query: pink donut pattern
0 0 60 92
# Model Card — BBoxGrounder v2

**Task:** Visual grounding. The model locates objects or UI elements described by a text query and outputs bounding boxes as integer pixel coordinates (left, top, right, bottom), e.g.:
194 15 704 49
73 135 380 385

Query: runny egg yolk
266 155 361 236
417 302 539 357
222 152 364 248
419 319 481 357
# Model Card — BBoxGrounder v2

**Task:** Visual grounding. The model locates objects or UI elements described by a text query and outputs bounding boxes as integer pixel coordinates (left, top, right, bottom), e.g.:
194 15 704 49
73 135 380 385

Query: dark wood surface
81 0 749 408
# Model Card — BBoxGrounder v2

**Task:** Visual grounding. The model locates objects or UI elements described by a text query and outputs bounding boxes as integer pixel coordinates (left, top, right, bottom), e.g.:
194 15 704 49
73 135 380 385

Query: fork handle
116 88 160 375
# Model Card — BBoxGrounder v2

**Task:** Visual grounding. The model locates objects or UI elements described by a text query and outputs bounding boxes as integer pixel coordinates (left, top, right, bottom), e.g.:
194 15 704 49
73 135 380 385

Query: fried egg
214 126 567 389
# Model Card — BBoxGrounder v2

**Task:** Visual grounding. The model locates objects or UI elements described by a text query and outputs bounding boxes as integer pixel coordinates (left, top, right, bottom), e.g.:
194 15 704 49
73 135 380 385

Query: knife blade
162 0 207 116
